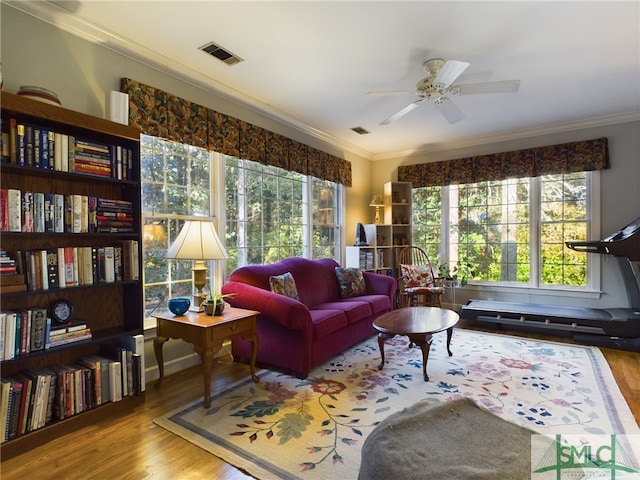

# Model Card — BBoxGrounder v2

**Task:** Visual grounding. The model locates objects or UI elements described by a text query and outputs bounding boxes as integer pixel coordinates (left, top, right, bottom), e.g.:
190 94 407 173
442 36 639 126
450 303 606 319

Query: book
7 188 21 232
87 355 112 404
48 364 71 420
104 246 115 282
7 118 17 165
2 311 16 360
117 333 145 393
53 193 65 233
72 194 83 233
34 192 45 232
6 377 23 440
77 357 102 406
21 191 34 232
101 344 128 397
41 368 57 426
0 379 10 443
0 188 7 231
46 248 59 289
63 246 75 287
121 239 139 280
44 193 55 232
29 306 48 352
56 246 66 288
108 361 122 402
12 373 33 435
0 313 4 361
16 309 31 356
24 125 34 166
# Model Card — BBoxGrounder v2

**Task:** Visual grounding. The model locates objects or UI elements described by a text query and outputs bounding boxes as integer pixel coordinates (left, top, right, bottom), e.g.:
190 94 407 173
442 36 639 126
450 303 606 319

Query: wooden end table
373 306 459 381
153 306 260 408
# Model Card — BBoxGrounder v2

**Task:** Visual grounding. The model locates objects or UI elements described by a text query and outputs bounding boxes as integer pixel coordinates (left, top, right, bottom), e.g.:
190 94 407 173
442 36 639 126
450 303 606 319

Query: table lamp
166 219 228 312
369 195 384 224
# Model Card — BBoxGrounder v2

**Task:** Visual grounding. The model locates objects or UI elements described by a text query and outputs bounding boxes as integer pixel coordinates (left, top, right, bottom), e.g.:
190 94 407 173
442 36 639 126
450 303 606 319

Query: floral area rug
154 329 639 479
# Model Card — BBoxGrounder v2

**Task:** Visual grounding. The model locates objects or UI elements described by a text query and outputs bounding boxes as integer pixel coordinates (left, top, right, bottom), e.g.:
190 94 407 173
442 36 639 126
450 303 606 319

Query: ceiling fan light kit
369 58 520 125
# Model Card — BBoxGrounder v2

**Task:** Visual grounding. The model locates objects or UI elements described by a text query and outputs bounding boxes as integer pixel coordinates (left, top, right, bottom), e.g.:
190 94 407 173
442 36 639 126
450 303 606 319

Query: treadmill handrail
565 241 609 254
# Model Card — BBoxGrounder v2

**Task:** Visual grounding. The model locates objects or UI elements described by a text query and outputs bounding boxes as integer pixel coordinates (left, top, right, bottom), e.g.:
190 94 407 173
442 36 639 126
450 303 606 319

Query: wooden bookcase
0 93 144 459
346 182 413 276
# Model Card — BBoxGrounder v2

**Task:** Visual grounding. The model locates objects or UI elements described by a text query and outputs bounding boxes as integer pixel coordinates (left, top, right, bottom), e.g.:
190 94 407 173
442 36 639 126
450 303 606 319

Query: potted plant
203 292 235 316
438 260 476 287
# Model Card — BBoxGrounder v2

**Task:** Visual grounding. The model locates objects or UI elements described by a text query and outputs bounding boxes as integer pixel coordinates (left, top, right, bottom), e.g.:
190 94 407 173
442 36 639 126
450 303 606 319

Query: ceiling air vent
351 126 370 135
199 42 244 66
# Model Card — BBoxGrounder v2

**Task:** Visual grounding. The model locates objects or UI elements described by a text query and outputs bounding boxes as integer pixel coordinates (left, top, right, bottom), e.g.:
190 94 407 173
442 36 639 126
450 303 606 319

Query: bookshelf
384 181 412 249
346 182 413 276
345 224 394 274
0 92 144 459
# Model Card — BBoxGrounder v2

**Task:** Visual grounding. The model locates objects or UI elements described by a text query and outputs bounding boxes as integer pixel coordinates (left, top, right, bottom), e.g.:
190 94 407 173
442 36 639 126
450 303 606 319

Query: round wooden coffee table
373 307 459 381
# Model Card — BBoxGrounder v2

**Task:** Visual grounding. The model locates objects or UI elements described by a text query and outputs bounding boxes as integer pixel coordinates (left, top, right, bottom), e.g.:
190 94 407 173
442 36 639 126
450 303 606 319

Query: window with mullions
224 156 342 273
140 135 212 320
413 171 591 288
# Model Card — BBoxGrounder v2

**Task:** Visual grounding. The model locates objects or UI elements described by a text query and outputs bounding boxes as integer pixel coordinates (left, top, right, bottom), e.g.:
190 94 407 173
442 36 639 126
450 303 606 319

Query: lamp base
190 293 205 312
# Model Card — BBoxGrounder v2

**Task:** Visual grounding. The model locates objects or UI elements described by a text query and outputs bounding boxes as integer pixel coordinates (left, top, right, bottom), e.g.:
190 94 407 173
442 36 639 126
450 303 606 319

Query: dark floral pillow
269 271 299 300
335 267 367 298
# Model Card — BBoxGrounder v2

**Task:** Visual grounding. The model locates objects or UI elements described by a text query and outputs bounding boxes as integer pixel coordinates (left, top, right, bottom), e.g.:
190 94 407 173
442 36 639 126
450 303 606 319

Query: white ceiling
13 1 640 160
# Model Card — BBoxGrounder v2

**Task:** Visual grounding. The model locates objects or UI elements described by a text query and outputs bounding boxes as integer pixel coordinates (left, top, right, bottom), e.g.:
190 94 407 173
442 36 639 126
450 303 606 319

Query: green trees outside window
413 172 590 288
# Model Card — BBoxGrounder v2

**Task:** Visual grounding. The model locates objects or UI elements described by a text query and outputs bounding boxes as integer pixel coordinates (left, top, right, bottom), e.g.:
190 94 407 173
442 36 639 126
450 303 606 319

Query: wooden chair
396 246 445 308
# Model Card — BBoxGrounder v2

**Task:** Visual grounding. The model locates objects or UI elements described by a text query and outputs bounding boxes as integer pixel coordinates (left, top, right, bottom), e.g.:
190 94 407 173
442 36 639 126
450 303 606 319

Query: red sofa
222 257 397 378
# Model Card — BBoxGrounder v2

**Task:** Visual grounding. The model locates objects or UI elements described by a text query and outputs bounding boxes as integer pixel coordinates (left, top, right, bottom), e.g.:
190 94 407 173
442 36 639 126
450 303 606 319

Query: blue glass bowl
167 297 190 316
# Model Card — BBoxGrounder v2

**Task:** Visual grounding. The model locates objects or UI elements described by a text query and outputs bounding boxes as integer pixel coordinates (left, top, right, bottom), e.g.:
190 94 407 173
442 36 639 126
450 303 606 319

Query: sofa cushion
309 308 348 339
269 271 299 300
355 294 392 315
314 300 372 324
335 267 367 298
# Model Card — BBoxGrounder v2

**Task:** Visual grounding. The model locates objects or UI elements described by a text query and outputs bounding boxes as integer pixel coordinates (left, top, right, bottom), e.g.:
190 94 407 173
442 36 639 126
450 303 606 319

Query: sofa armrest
222 281 312 331
363 271 397 299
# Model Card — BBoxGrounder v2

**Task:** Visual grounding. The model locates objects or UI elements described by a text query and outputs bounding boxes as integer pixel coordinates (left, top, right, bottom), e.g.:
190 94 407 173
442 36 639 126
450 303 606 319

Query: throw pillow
400 264 435 288
269 271 299 300
335 267 367 298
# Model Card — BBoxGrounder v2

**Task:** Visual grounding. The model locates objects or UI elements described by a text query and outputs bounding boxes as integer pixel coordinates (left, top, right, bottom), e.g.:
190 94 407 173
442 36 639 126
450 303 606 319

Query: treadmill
459 217 640 351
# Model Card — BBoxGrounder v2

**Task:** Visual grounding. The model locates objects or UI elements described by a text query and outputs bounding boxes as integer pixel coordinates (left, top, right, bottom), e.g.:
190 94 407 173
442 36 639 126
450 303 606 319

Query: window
223 156 342 273
413 171 594 289
140 142 343 327
140 135 213 323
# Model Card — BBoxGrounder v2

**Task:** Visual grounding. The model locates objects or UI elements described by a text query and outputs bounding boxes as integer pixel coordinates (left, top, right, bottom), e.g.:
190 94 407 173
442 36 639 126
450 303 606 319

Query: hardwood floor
1 324 638 480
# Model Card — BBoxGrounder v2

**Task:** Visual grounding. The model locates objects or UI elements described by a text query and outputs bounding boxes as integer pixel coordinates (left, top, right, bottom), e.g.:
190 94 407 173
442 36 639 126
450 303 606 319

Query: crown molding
370 111 640 162
9 1 639 165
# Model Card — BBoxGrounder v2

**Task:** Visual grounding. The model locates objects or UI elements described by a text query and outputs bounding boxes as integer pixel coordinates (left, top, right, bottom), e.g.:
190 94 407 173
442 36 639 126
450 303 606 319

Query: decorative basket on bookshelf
17 86 62 106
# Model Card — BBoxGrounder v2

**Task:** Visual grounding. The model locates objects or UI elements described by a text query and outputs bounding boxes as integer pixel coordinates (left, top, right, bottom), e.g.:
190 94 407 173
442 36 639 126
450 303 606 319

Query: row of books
15 240 140 292
0 189 135 234
0 249 18 276
358 251 375 269
0 334 145 443
0 309 92 361
1 118 134 180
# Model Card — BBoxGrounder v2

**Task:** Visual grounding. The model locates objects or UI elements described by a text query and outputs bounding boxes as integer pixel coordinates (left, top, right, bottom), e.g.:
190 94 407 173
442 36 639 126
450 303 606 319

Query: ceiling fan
367 58 520 125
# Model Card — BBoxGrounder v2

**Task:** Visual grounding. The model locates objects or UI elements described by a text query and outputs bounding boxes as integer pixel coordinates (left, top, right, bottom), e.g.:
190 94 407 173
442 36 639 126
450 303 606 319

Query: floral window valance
397 137 609 188
120 78 352 187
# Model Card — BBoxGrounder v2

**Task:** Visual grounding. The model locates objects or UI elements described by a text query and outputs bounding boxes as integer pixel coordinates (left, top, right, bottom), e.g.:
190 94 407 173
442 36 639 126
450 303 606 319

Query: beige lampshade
166 219 228 260
369 195 384 207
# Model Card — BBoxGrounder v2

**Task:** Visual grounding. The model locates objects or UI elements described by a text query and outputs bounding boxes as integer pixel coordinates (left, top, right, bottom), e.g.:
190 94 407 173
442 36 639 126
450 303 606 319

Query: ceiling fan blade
434 60 470 87
365 90 413 97
435 98 464 124
380 98 426 125
456 79 520 95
